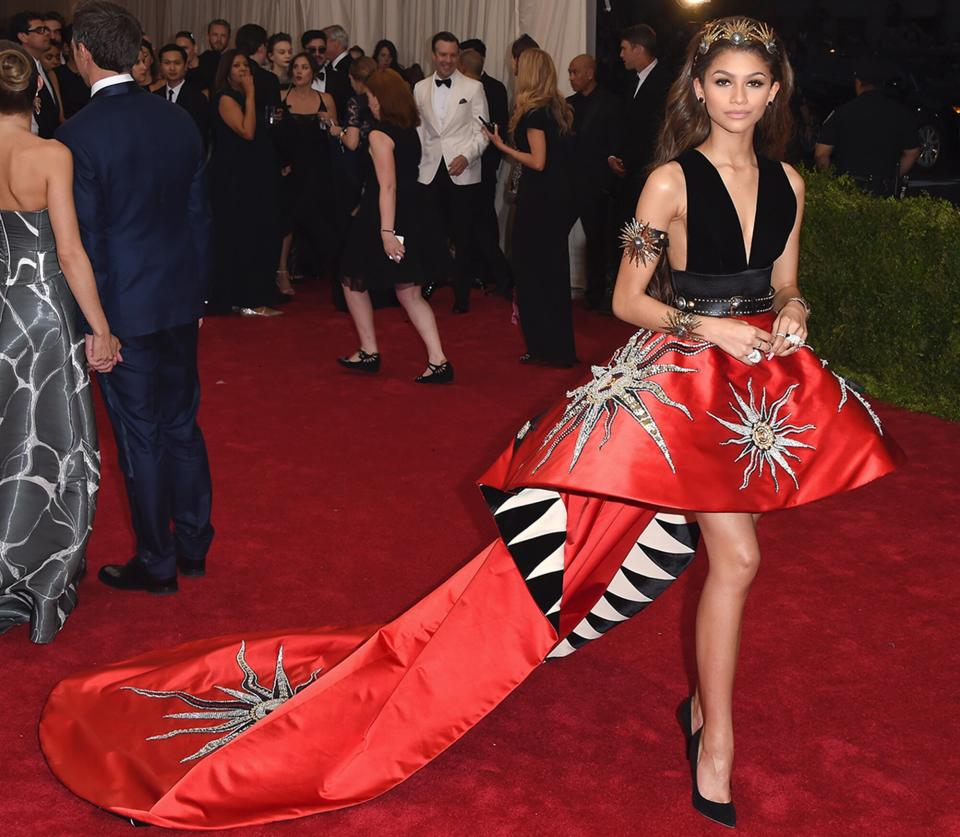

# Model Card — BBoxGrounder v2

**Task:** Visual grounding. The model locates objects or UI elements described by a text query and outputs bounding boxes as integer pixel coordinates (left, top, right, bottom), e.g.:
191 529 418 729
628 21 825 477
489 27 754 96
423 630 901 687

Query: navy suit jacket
55 81 210 337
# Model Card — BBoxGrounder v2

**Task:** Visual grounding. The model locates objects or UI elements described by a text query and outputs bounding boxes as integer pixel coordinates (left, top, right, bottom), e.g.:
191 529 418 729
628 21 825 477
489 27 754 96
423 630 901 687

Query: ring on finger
746 348 762 364
785 333 803 347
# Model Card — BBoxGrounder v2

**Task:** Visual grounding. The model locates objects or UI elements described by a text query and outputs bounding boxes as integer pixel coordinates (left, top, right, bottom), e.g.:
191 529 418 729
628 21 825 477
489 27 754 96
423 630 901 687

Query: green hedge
799 167 960 420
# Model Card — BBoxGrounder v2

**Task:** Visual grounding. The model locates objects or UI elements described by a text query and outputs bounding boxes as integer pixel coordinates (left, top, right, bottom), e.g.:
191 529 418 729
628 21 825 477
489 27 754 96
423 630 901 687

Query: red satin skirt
39 318 902 829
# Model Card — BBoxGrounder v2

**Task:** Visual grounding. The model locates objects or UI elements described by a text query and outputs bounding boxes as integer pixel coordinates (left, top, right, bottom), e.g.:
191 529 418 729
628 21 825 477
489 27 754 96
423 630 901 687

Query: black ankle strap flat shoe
337 349 381 373
415 360 454 384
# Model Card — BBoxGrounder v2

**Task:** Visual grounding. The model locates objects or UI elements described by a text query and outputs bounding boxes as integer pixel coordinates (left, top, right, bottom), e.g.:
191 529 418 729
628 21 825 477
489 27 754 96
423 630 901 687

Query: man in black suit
567 54 619 310
58 0 213 594
459 38 511 297
609 24 670 214
9 11 59 138
322 24 353 118
196 18 230 94
608 24 670 291
157 43 210 146
235 23 281 119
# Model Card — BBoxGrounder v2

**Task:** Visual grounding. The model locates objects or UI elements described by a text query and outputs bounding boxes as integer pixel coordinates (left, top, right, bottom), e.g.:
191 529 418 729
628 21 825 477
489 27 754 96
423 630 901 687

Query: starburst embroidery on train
123 641 322 763
534 331 707 474
708 379 816 492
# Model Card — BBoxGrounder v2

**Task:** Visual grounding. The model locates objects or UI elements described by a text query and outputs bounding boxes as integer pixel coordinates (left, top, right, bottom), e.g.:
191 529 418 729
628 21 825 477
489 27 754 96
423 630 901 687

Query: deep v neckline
693 148 762 267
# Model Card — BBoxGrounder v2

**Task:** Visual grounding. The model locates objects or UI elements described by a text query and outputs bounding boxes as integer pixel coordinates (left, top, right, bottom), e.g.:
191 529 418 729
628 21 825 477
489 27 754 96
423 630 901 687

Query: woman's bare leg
690 511 762 804
342 284 377 358
396 284 446 371
277 233 294 293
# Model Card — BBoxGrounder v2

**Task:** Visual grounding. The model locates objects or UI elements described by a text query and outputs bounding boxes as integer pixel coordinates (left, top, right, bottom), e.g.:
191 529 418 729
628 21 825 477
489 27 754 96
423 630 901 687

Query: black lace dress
339 122 431 292
276 90 335 257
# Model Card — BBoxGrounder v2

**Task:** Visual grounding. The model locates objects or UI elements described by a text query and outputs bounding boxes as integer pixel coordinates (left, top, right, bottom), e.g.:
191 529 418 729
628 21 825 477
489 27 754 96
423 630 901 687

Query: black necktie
167 87 174 101
435 77 451 88
317 70 325 81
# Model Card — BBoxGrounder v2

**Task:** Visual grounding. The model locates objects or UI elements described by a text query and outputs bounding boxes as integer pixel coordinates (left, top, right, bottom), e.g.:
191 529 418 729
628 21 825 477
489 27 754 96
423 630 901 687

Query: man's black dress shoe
98 560 178 594
178 556 206 577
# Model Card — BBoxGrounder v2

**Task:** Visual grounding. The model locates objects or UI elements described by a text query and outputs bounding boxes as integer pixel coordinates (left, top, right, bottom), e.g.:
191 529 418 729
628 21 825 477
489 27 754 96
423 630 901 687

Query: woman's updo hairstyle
0 40 38 115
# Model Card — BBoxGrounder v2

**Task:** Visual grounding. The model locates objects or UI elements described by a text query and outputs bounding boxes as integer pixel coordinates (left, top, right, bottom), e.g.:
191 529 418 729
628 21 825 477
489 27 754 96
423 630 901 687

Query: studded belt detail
673 288 776 317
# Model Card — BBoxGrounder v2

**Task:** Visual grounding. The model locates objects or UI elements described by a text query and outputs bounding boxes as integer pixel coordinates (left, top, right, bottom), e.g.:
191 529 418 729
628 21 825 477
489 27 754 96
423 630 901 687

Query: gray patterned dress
0 209 99 643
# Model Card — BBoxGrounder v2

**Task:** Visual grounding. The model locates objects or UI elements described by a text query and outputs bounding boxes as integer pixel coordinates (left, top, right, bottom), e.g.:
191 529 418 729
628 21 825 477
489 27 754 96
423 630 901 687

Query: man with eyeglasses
301 29 327 93
8 11 59 137
196 18 230 94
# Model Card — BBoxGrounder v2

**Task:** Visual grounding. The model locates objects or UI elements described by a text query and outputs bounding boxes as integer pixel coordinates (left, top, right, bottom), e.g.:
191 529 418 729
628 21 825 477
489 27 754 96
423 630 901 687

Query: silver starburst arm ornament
663 309 703 340
619 219 669 268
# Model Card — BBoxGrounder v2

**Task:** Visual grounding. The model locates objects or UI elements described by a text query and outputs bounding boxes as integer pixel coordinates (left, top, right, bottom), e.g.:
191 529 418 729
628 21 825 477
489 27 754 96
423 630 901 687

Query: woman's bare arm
219 91 255 140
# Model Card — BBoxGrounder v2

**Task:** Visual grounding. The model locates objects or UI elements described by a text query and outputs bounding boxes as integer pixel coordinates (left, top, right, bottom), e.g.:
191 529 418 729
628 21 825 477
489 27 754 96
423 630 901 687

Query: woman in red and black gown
39 18 902 831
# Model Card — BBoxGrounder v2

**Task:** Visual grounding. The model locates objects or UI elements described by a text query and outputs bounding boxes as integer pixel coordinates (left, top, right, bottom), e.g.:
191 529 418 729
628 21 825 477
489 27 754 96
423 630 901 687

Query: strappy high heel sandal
337 349 381 373
414 360 454 384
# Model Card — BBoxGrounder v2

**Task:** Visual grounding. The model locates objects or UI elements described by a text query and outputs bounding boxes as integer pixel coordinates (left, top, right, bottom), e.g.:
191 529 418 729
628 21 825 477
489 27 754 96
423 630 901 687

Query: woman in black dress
484 49 576 367
266 32 293 90
208 50 283 316
275 51 337 296
337 69 452 383
373 39 403 73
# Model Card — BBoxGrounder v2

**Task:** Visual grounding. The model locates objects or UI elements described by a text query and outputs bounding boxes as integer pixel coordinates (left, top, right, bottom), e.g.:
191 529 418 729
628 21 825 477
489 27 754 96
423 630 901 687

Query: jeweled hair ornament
698 18 778 56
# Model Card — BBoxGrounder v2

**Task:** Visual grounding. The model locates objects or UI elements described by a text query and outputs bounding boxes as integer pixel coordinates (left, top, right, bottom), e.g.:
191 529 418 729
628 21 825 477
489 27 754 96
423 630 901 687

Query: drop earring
34 95 41 114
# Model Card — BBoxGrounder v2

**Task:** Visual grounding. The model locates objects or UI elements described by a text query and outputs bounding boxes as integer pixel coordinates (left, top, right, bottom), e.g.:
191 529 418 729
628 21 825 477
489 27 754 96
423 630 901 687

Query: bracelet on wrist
783 296 812 317
381 229 395 234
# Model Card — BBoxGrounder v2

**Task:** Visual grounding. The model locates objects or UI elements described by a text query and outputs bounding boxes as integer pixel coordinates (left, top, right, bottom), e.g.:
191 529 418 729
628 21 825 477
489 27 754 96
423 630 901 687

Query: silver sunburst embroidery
534 330 709 474
123 641 322 763
708 379 816 492
821 360 883 435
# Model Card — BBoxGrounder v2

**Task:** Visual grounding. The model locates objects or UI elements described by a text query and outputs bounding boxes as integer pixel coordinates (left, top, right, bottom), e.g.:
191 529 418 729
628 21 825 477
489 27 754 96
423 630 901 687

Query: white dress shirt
431 72 454 127
164 79 185 103
90 73 135 96
633 58 658 97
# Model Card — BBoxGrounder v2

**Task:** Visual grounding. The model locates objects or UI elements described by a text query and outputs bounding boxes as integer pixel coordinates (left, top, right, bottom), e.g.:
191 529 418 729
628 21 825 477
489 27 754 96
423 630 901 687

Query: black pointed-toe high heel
415 360 454 384
337 349 380 373
689 728 736 829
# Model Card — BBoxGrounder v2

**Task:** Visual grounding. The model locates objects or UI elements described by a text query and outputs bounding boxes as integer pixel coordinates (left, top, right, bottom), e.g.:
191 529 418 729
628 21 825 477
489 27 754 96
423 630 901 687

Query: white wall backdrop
120 0 589 94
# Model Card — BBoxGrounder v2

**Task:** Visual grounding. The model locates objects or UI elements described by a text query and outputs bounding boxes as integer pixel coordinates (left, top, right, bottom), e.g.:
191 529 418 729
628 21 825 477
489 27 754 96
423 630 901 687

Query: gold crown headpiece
698 18 778 56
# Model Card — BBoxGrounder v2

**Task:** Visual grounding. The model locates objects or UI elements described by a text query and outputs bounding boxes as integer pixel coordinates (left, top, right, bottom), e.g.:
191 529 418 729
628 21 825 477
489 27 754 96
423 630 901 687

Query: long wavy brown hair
646 17 795 301
508 48 573 137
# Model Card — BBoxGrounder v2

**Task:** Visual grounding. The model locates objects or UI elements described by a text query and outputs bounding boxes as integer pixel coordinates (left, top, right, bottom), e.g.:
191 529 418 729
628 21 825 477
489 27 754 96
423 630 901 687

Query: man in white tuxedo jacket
414 32 489 313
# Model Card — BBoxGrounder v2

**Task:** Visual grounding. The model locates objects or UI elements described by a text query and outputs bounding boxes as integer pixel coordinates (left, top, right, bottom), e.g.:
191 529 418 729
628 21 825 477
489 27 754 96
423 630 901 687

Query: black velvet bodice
675 148 797 276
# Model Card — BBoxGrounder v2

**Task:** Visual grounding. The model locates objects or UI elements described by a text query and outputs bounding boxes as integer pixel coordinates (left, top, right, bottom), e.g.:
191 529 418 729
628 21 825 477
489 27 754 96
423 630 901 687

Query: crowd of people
5 8 701 373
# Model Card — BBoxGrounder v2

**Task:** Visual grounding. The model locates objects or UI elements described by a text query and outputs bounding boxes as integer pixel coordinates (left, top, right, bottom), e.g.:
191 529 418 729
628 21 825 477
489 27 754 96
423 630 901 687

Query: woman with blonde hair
484 48 576 366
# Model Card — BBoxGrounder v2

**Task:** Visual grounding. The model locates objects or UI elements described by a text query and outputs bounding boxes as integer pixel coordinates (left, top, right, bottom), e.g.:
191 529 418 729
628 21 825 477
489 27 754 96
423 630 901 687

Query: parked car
797 54 960 171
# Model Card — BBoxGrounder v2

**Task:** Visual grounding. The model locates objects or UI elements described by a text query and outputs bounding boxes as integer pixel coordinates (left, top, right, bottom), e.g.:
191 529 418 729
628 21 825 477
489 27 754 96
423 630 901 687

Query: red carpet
3 284 958 836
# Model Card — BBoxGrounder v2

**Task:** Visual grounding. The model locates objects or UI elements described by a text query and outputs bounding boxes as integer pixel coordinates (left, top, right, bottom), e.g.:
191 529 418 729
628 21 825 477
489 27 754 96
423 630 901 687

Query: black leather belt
670 267 775 317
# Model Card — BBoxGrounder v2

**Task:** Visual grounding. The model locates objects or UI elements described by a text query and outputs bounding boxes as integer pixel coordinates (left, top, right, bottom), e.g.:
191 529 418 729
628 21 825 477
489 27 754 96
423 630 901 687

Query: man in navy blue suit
56 0 214 594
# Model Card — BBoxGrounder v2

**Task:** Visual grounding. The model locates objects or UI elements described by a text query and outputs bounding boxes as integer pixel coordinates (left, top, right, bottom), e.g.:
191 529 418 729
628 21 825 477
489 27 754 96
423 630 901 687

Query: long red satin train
39 325 902 829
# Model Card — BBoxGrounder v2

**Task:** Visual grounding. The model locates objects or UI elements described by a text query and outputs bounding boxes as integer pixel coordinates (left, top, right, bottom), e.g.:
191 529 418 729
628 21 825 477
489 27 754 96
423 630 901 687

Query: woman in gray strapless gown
0 41 120 643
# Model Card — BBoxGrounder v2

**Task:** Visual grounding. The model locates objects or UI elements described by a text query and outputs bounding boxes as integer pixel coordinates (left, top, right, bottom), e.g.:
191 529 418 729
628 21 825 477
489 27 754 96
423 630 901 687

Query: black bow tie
317 71 325 81
435 77 451 88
